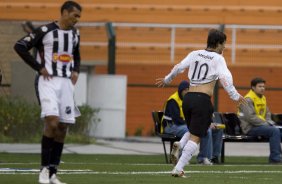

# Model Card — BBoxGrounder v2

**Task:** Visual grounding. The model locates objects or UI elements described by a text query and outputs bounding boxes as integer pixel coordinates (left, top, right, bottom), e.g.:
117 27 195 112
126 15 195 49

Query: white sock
179 132 190 149
175 140 198 171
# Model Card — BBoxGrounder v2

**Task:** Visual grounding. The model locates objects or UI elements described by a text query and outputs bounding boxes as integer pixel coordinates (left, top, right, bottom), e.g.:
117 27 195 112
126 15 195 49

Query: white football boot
38 167 50 184
50 174 67 184
170 141 180 165
171 167 186 178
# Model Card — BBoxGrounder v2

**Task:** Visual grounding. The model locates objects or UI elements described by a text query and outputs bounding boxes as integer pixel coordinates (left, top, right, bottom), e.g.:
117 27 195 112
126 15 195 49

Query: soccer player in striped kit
14 1 82 184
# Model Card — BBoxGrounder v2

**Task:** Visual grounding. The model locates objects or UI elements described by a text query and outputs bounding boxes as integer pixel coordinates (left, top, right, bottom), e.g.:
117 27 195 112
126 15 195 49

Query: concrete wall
0 21 24 86
11 61 37 103
86 75 127 138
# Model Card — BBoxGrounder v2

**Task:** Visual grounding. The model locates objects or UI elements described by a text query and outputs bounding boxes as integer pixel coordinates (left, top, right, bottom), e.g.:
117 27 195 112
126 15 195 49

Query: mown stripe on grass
1 162 280 167
1 169 282 175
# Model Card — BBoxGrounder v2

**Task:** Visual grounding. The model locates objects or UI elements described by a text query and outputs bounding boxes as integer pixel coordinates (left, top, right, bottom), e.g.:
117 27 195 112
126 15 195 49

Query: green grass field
0 153 282 184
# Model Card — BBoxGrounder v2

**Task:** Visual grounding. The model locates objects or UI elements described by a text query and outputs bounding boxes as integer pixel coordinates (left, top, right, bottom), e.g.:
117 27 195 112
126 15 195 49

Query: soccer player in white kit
156 29 247 177
14 1 82 183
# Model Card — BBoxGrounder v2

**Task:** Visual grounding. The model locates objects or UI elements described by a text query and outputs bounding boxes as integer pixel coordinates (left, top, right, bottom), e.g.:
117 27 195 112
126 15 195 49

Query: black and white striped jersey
14 22 80 78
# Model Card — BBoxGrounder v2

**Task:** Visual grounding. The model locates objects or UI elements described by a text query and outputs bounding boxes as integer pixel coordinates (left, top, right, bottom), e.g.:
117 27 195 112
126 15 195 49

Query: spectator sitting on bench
161 80 190 138
198 123 223 164
238 77 282 164
161 80 223 165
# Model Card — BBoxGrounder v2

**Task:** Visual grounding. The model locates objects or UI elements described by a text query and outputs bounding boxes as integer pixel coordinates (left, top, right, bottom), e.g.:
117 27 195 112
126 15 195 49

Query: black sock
49 141 64 177
41 136 54 167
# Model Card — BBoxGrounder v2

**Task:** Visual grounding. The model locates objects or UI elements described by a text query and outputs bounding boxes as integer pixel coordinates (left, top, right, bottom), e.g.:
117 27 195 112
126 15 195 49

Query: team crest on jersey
65 106 71 114
53 53 72 63
41 26 48 32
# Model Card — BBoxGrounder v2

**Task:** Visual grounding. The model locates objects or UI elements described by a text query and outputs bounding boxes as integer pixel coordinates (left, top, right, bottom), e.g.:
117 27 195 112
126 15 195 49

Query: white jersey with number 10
164 49 240 101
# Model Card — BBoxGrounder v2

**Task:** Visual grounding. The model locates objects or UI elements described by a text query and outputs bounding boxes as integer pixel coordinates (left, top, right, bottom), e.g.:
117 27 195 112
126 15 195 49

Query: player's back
188 49 224 86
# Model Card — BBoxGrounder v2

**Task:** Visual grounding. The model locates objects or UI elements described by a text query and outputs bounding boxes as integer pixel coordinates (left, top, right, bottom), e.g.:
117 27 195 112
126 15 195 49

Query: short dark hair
61 1 82 14
251 77 266 88
207 29 227 49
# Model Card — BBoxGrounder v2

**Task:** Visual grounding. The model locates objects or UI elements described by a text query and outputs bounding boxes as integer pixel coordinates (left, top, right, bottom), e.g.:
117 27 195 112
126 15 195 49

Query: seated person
211 127 224 164
162 80 223 165
197 123 223 164
238 77 282 164
161 80 190 138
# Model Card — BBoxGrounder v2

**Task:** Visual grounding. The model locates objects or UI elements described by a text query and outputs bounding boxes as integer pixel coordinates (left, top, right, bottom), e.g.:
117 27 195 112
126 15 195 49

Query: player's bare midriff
188 80 216 97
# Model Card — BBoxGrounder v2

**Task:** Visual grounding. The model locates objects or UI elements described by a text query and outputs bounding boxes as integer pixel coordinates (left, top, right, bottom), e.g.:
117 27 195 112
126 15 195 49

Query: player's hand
71 71 79 85
40 67 52 80
155 78 166 87
236 95 247 106
210 123 217 129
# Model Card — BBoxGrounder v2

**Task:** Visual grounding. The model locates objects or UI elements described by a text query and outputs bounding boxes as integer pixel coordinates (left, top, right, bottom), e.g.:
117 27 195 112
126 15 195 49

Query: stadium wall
1 0 282 25
2 0 282 137
95 64 282 136
1 21 282 136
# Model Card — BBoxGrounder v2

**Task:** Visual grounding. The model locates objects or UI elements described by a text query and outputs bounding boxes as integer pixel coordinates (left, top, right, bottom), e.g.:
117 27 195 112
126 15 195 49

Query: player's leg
49 122 68 180
38 76 60 184
172 134 200 177
172 93 199 177
179 131 190 149
49 78 76 184
172 93 213 177
171 131 190 166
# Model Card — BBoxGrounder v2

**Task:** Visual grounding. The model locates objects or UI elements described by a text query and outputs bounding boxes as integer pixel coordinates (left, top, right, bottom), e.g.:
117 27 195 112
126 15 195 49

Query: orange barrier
4 0 282 6
79 26 282 66
81 45 282 66
1 2 282 24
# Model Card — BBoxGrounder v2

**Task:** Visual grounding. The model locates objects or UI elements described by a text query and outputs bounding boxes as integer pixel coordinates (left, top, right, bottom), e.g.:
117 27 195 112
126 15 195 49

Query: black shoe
211 157 220 164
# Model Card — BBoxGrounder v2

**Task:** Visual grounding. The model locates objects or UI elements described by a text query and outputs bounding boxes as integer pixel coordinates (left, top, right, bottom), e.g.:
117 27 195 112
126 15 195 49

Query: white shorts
38 76 80 124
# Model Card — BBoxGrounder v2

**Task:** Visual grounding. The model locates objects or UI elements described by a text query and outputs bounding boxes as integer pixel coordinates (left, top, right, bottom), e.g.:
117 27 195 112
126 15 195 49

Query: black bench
220 112 282 163
152 111 224 164
152 111 282 164
151 111 180 163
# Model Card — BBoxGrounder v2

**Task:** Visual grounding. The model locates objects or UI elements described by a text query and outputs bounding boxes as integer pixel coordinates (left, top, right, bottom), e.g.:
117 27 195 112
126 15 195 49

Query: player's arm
72 30 81 74
217 57 244 103
71 30 81 85
156 53 192 87
14 27 45 72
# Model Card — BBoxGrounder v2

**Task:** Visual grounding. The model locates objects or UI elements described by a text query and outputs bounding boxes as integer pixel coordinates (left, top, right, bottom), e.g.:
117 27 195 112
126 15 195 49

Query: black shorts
182 92 213 137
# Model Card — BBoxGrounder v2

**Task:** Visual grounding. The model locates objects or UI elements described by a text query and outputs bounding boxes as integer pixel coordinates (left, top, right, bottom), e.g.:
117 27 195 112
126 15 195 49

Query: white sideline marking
1 162 280 167
1 168 282 175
